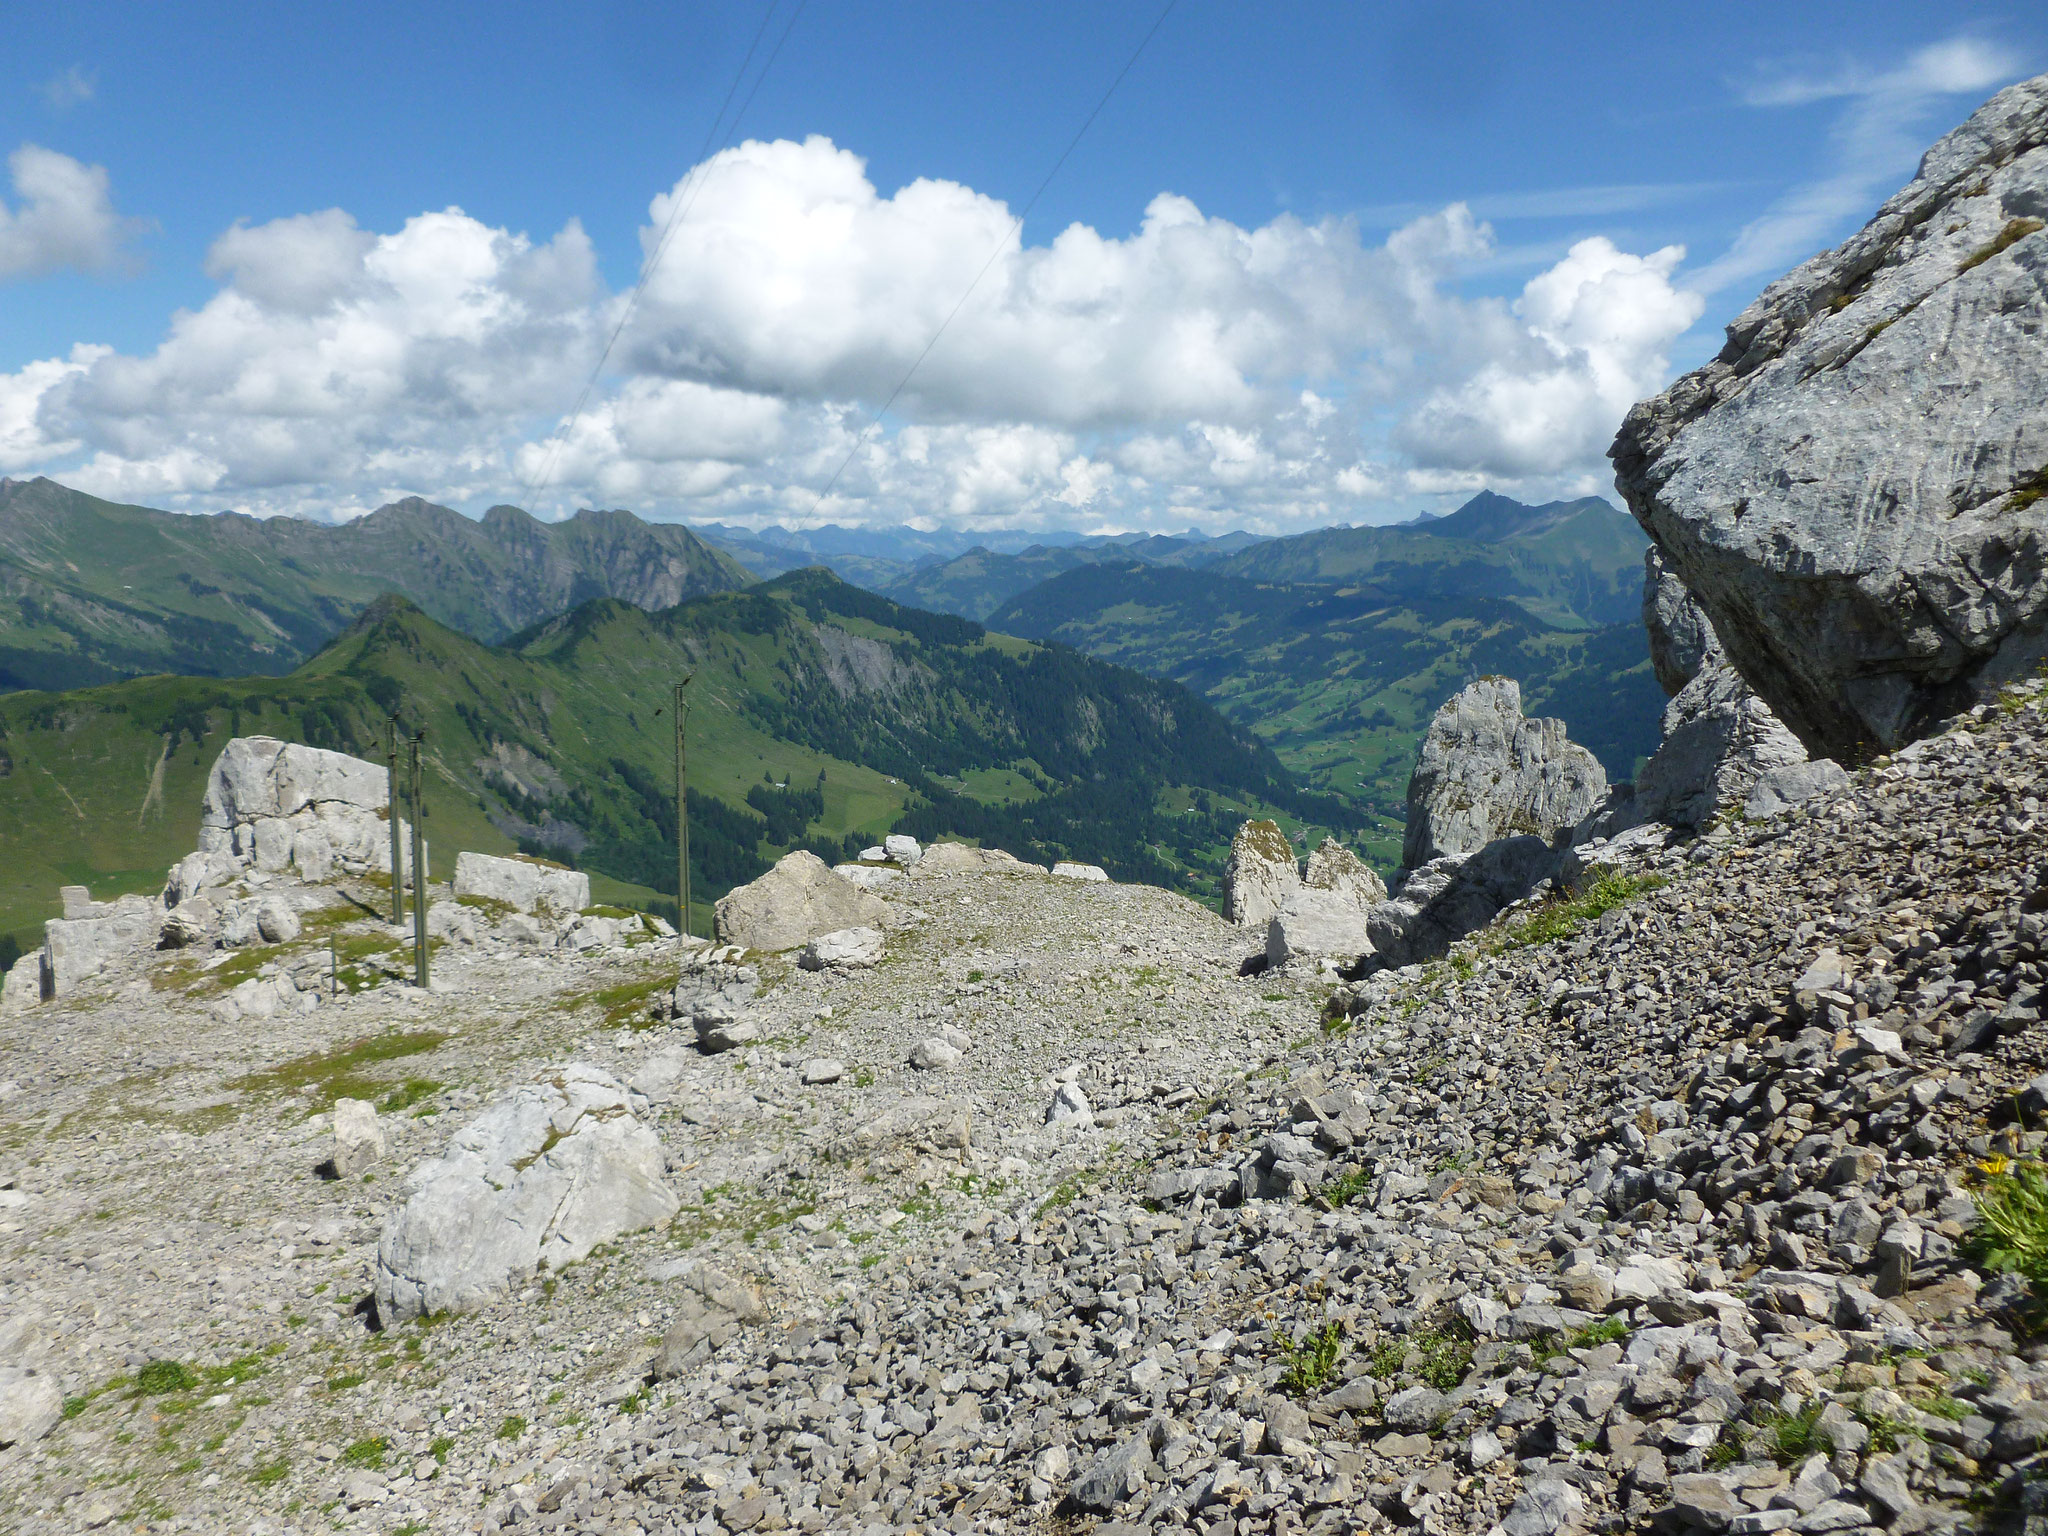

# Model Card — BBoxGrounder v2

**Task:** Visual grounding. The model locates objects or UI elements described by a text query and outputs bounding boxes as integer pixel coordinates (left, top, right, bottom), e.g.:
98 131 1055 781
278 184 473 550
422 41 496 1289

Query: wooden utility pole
673 677 694 938
386 717 404 924
408 733 429 989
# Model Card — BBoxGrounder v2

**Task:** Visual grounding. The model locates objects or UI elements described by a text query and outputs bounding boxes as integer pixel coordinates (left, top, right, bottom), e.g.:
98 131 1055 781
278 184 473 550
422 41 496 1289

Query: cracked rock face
1402 678 1606 872
1612 73 2048 760
1626 549 1846 831
373 1065 678 1321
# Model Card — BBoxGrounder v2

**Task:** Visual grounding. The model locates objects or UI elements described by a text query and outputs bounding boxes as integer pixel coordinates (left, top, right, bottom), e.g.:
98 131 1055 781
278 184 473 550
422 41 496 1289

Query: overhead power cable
526 0 810 497
805 0 1180 516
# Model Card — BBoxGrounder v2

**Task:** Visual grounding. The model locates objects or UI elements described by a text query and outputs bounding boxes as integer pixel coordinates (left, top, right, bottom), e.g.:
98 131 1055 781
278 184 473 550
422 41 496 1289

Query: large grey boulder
909 842 1045 877
1402 679 1606 870
1634 652 1826 828
713 850 892 952
0 1369 61 1448
1222 820 1301 928
331 1098 385 1179
1612 74 2048 759
0 953 45 1015
798 926 885 970
672 958 762 1053
41 894 159 996
1263 837 1387 966
1266 891 1372 968
452 851 589 915
374 1065 679 1321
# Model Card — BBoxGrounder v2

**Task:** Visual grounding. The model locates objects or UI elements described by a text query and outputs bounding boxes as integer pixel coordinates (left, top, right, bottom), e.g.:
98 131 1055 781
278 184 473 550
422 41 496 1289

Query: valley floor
2 681 2046 1536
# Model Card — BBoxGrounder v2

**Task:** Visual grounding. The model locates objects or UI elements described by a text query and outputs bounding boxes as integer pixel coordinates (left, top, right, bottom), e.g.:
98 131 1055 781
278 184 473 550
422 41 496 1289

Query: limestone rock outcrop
1367 681 1607 966
452 851 589 915
1222 821 1300 928
195 736 402 887
1642 547 1716 698
1612 73 2048 759
374 1065 678 1321
1225 826 1388 965
1367 836 1562 968
713 850 892 952
1301 838 1388 909
1401 678 1606 870
41 893 158 995
1265 892 1371 969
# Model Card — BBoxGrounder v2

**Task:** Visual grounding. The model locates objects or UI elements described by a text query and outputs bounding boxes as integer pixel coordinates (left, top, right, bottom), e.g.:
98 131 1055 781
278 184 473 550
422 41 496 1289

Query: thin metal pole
673 680 692 938
409 734 429 989
386 717 404 924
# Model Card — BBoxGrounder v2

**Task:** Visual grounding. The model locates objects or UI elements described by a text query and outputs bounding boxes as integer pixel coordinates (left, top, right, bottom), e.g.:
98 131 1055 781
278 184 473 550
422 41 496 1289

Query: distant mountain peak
1430 490 1624 544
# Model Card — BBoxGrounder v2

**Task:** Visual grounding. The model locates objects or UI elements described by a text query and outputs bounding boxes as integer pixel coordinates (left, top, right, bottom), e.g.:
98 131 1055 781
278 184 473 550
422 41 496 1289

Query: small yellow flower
1979 1154 2012 1176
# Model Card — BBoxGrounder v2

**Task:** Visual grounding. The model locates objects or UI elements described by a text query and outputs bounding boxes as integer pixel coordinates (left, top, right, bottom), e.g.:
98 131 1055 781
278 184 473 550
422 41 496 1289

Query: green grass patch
251 1458 291 1487
135 1360 199 1395
1530 1316 1630 1366
1969 1159 2048 1284
496 1415 527 1441
585 974 672 1031
227 1029 447 1107
1315 1168 1372 1210
1706 1423 1746 1469
1755 1400 1826 1464
1919 1394 1971 1422
1413 1327 1474 1391
205 1351 274 1388
379 1078 442 1114
339 1436 387 1469
1278 1321 1344 1397
1489 870 1666 952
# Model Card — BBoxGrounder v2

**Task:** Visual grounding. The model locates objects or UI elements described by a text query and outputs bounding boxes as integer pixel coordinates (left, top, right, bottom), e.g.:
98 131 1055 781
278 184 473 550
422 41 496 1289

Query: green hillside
989 561 1662 870
0 570 1343 953
874 532 1261 624
1211 493 1647 630
0 477 751 691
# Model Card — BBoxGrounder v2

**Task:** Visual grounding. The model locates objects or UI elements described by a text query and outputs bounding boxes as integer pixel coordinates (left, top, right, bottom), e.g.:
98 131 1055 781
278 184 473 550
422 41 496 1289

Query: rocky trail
0 837 1327 1534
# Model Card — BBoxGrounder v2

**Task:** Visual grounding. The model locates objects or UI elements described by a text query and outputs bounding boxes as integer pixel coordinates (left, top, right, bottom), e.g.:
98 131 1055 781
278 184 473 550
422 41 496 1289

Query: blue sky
2 2 2041 531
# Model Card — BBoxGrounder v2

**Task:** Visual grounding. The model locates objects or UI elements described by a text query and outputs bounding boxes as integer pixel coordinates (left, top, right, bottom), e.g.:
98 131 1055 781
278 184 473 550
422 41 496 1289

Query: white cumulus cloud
0 144 139 280
0 135 1710 530
1398 238 1703 477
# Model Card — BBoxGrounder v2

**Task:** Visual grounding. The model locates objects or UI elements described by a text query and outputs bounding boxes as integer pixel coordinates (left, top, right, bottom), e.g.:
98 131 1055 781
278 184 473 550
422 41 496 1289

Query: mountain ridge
0 477 753 691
